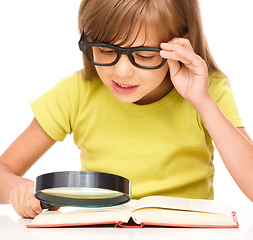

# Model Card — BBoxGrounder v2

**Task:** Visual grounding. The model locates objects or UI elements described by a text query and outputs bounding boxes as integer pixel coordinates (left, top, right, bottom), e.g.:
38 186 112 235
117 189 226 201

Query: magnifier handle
40 201 55 209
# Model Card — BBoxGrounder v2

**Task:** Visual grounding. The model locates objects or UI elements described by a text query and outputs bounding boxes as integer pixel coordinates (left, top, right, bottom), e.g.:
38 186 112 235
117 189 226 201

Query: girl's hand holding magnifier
160 38 212 109
9 181 42 218
9 181 60 218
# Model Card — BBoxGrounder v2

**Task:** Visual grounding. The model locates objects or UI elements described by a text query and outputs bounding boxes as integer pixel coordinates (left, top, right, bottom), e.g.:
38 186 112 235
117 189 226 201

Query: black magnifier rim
35 171 131 208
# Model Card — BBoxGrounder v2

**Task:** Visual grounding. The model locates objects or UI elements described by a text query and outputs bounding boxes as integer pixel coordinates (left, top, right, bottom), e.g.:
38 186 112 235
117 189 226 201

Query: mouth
116 83 136 88
112 81 139 94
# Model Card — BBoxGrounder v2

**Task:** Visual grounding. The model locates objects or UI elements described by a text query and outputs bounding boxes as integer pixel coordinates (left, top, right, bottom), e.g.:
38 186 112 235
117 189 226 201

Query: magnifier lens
41 187 123 199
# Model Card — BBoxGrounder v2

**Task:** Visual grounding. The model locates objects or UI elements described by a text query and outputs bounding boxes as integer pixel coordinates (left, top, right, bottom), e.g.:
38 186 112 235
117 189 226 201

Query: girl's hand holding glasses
160 38 211 109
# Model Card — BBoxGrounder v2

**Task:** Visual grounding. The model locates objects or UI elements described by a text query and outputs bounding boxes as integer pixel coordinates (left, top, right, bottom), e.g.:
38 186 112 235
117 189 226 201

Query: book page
29 200 138 226
133 196 231 216
131 208 234 226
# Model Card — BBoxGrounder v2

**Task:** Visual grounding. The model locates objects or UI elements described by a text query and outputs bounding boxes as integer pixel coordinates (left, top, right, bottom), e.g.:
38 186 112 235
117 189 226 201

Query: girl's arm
194 99 253 200
0 118 56 218
160 38 253 201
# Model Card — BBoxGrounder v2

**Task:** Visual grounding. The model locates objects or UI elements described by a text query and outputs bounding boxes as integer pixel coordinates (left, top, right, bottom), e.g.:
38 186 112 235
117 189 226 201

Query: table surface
1 204 253 240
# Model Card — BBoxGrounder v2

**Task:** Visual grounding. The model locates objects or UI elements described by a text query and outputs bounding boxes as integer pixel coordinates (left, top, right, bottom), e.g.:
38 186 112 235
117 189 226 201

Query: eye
136 54 154 60
133 51 156 61
99 47 115 55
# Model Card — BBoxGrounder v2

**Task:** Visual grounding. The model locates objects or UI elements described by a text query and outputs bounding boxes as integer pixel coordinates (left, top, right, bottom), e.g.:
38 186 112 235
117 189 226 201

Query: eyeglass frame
78 34 167 70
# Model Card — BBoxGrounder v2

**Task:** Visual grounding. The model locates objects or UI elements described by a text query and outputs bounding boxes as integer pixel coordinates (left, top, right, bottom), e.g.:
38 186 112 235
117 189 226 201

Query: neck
134 76 174 105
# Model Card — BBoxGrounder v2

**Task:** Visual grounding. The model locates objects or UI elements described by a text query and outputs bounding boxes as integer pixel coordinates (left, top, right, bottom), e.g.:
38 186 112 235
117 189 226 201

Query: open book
27 196 239 228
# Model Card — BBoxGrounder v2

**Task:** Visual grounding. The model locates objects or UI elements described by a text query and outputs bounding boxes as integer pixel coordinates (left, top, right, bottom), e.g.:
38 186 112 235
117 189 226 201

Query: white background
0 0 252 208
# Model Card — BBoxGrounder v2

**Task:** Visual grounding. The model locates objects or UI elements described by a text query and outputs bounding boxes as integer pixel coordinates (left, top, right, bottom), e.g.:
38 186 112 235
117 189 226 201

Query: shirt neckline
122 87 179 111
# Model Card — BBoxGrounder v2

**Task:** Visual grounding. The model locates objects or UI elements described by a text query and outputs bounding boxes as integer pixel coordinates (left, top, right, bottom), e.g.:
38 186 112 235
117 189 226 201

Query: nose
113 55 135 78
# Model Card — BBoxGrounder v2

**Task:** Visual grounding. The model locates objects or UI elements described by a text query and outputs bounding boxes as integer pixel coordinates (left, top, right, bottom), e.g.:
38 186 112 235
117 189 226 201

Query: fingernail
160 50 166 56
161 43 168 48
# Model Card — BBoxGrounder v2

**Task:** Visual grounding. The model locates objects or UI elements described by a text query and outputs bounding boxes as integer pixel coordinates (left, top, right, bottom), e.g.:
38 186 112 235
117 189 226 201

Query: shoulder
64 71 103 90
56 71 84 90
208 71 231 101
209 71 228 89
208 71 243 127
51 71 103 100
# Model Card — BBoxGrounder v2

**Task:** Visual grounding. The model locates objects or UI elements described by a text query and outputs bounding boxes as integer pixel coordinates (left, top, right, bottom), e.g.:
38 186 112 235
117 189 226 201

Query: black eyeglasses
78 35 167 70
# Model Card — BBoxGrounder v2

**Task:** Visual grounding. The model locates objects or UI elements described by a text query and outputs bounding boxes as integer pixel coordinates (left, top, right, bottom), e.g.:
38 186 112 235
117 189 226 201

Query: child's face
95 28 171 105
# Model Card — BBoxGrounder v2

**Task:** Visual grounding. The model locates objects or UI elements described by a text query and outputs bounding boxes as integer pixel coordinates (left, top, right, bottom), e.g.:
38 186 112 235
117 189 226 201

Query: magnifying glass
34 171 131 209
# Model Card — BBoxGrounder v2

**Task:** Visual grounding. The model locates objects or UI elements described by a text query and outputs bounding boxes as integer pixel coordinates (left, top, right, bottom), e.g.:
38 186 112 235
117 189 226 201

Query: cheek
160 63 169 78
95 66 114 87
95 66 107 79
146 64 169 84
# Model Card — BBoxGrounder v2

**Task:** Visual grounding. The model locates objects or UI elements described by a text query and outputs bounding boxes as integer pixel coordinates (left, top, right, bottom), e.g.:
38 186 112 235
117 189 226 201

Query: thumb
49 206 61 211
167 59 181 80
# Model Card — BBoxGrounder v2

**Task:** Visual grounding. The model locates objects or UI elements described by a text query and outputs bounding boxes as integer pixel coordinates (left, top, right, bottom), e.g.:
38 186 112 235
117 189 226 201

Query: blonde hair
78 0 223 80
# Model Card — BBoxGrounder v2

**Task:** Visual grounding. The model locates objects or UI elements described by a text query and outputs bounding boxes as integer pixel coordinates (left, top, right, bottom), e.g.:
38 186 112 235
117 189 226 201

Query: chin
115 97 136 104
113 94 140 104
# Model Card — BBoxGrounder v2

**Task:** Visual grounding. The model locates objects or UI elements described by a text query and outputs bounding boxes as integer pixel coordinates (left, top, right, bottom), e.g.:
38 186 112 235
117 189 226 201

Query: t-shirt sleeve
30 72 82 141
209 74 244 128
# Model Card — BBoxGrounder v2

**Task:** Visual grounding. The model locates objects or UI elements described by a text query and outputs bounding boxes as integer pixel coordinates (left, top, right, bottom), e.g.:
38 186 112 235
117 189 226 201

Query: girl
0 0 253 219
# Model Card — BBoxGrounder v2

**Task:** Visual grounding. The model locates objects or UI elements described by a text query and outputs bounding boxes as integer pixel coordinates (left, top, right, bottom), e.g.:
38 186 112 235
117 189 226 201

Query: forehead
116 26 162 48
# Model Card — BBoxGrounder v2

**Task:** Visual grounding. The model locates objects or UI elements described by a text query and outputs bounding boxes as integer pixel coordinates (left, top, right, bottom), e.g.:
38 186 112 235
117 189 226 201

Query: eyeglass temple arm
79 31 85 43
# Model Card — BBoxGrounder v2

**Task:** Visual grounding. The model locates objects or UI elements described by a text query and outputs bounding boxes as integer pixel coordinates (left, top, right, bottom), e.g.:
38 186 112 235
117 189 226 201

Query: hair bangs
79 0 150 46
144 1 188 44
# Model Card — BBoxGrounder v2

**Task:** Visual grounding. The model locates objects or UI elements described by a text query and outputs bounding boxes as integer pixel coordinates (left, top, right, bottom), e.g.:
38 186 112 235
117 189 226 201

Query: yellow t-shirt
31 71 243 200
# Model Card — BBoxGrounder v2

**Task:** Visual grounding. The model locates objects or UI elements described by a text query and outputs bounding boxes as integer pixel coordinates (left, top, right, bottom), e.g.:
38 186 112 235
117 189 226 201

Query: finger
20 187 34 218
160 37 195 62
166 59 181 79
30 195 42 216
28 181 42 214
49 206 61 211
160 42 193 63
175 49 207 75
160 45 183 79
10 198 24 218
162 38 193 51
23 183 42 218
23 197 40 218
17 197 30 218
9 187 28 218
160 48 191 65
160 46 205 75
160 42 185 62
